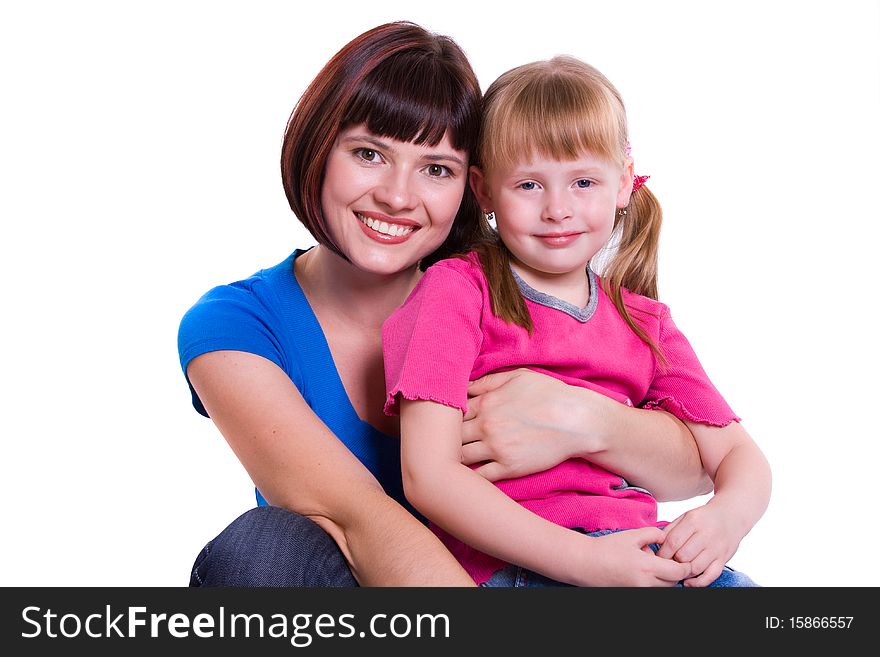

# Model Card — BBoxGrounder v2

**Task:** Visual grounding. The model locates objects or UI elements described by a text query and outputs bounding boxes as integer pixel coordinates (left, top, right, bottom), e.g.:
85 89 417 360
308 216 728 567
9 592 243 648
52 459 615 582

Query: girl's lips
534 232 583 247
355 212 420 244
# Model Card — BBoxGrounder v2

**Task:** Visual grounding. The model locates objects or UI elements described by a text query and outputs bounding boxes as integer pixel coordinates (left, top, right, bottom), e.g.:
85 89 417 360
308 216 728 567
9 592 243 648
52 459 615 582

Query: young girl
382 56 771 587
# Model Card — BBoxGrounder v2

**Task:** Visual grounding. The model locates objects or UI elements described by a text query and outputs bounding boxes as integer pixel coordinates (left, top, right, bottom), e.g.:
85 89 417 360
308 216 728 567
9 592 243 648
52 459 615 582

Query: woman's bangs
342 61 477 151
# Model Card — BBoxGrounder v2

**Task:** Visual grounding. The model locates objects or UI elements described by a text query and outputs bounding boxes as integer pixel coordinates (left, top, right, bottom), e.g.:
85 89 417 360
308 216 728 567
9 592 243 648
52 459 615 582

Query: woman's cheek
437 182 467 228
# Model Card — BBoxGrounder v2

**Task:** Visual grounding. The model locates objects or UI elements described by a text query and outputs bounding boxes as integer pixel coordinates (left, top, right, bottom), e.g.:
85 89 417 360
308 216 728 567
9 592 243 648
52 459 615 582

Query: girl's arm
689 421 771 532
188 350 475 586
401 398 692 587
656 421 771 585
463 369 710 500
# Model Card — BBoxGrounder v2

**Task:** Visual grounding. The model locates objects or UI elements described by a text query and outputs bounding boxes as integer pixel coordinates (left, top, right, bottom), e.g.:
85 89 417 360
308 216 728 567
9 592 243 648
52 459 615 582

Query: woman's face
321 125 468 276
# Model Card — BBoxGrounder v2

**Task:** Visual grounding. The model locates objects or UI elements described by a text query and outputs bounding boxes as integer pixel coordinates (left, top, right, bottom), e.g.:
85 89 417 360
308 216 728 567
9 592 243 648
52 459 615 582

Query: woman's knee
190 506 357 587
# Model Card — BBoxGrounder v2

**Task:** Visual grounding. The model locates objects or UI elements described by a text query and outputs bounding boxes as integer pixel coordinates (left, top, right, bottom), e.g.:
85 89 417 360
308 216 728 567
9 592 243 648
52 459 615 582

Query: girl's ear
469 166 493 212
617 158 635 208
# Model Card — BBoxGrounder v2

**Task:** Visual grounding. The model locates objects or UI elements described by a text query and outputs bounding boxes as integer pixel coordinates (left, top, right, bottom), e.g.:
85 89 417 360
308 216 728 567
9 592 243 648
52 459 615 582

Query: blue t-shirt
178 249 413 513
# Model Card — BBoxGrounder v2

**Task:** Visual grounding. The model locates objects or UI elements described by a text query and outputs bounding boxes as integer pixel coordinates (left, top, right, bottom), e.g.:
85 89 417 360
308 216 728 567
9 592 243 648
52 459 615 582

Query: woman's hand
461 369 596 481
188 350 475 586
462 368 711 500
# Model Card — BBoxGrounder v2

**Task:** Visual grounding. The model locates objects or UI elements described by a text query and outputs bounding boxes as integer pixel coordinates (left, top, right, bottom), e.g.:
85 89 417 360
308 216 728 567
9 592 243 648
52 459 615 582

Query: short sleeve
641 309 740 426
382 264 484 416
178 281 286 417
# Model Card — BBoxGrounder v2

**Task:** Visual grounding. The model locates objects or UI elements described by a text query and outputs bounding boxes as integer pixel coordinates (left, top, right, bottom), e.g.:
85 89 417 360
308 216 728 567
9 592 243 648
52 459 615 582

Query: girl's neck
295 245 422 330
509 257 591 308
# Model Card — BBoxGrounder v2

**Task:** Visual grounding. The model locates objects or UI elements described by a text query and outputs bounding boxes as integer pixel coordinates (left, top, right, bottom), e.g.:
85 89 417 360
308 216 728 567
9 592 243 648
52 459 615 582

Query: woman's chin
349 249 423 278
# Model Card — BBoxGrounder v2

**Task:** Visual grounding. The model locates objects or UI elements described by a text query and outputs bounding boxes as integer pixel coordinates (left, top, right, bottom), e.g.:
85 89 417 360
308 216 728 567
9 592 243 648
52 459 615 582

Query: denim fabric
479 528 759 588
189 506 358 587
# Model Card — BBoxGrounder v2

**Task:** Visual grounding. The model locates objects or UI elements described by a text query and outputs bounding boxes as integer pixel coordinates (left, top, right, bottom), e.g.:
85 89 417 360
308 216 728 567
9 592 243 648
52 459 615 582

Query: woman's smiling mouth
356 212 419 242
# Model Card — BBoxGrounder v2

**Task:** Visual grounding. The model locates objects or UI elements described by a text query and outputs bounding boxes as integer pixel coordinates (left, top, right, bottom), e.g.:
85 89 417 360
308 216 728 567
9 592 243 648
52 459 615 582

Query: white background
2 0 878 587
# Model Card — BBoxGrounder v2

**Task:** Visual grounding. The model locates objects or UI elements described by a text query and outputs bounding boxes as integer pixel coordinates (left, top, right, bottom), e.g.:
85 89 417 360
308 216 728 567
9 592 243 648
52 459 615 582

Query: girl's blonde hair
469 56 664 358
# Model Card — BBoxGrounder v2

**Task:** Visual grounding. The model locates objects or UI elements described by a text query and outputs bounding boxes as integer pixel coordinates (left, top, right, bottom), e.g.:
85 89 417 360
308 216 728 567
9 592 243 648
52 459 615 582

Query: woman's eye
426 164 451 178
519 181 537 191
356 148 380 163
576 179 593 188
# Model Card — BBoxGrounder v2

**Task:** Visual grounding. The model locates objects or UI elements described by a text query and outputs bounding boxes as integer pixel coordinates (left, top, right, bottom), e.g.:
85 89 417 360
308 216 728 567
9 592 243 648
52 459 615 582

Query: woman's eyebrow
341 134 393 151
342 133 465 167
423 152 466 167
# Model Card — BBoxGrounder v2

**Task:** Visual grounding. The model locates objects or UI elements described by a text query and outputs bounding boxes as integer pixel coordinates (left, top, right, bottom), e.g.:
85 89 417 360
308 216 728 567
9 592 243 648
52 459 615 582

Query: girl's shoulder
620 286 669 313
423 251 488 288
599 280 671 334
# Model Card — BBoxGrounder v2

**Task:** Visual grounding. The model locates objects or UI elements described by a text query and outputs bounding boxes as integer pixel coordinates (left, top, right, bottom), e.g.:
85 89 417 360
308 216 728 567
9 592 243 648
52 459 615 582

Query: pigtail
453 234 534 334
599 184 666 364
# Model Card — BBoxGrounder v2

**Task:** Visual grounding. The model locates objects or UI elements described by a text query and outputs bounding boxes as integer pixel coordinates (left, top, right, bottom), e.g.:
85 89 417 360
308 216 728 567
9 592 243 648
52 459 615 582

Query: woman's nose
373 169 416 212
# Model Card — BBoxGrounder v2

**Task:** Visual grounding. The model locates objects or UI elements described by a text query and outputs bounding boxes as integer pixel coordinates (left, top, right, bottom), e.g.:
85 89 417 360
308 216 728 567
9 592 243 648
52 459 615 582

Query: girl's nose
542 190 572 222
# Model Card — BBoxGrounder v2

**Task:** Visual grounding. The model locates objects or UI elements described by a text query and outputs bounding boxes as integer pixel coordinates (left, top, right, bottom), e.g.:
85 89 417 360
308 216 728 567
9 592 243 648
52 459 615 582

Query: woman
178 21 709 587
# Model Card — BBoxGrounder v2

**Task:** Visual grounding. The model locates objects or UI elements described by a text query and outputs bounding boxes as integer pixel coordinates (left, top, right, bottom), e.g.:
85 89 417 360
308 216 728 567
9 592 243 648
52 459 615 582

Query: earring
484 210 496 224
617 208 628 218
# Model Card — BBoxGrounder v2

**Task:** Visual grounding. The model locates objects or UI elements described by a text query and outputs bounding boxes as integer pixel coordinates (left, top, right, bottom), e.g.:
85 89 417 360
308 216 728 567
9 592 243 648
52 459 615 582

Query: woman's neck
295 245 422 330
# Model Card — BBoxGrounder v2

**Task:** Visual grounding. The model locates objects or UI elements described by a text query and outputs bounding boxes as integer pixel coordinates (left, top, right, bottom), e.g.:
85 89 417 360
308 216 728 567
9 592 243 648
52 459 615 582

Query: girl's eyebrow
506 165 608 179
341 133 465 167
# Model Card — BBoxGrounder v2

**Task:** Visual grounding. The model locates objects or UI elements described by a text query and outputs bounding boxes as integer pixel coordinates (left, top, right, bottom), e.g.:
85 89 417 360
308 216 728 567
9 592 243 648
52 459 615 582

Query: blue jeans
189 506 358 587
480 529 759 588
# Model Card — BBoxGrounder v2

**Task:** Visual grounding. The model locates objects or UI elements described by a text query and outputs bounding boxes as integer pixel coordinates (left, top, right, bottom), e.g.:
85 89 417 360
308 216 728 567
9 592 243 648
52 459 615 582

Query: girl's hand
655 505 743 587
462 369 605 481
573 527 691 587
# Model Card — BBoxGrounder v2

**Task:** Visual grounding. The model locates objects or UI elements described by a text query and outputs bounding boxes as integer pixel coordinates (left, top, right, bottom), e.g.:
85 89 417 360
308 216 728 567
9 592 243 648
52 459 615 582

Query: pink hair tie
625 142 649 193
632 175 650 193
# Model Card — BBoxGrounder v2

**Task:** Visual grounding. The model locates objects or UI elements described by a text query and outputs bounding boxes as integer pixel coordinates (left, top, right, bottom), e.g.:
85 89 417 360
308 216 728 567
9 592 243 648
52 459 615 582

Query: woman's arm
401 399 692 587
188 350 475 586
462 369 710 501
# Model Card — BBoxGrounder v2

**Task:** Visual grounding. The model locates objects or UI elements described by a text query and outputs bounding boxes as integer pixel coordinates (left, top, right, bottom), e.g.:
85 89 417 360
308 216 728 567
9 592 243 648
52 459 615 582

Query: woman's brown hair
471 56 664 359
281 21 488 268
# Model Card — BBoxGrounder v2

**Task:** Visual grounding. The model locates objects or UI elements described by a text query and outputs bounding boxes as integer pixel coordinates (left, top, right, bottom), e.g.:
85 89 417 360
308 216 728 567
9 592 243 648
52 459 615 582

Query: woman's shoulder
183 252 302 320
178 250 311 376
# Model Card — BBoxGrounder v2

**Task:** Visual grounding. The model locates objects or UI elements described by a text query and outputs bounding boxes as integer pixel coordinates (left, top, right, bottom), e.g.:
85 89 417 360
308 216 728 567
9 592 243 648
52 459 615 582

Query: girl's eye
426 164 451 178
519 181 537 191
576 179 593 189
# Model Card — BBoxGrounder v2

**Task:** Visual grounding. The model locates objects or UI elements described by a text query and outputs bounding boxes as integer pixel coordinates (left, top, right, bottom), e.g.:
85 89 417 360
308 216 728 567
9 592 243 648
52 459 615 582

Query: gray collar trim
511 265 598 323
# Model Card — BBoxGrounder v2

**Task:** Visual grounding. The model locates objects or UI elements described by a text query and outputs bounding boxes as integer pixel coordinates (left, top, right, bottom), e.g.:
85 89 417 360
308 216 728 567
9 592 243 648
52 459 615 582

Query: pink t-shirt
382 252 738 584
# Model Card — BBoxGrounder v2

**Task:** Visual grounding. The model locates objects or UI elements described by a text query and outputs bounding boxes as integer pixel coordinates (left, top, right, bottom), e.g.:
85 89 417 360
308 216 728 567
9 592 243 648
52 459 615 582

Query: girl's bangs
484 92 623 171
480 58 627 171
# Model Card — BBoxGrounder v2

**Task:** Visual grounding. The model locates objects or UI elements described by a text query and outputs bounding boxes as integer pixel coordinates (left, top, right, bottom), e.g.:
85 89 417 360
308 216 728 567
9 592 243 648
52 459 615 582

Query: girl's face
321 125 468 276
471 150 633 284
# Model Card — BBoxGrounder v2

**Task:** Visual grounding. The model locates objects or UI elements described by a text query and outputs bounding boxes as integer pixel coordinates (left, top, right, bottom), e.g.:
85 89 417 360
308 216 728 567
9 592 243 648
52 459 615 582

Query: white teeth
357 213 414 237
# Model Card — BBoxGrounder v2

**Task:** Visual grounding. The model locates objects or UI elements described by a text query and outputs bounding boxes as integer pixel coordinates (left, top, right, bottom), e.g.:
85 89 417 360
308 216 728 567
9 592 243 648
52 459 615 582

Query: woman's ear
617 158 634 208
469 166 493 212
